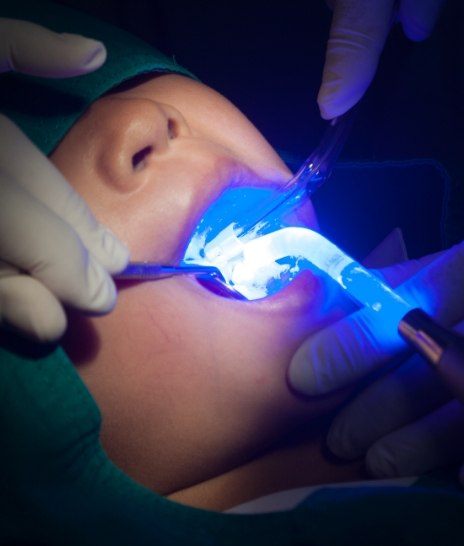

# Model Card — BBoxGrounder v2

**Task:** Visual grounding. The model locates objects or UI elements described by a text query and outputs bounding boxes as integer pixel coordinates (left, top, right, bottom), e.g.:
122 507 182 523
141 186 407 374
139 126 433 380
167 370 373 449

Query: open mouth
182 185 315 301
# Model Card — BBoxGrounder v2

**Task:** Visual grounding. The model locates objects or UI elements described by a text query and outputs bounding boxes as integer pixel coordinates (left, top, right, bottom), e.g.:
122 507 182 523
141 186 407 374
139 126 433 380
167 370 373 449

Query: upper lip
172 159 290 264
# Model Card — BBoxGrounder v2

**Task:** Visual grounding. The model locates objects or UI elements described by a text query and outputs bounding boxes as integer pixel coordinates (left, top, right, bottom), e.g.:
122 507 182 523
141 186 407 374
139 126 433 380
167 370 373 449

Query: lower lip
196 277 246 300
195 267 324 313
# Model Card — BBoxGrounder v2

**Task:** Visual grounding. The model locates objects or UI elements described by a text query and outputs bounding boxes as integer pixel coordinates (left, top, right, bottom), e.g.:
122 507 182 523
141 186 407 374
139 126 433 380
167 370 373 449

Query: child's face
52 74 346 496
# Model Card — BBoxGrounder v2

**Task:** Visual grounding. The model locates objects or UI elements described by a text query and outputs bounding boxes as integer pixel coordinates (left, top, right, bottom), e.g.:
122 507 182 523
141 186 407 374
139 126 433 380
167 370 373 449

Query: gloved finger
327 318 464 459
327 354 451 460
0 177 116 314
399 0 447 41
318 0 396 119
0 265 66 342
0 18 106 76
377 251 443 289
288 242 464 395
0 115 129 274
288 251 447 396
400 241 464 324
365 398 464 478
362 228 408 269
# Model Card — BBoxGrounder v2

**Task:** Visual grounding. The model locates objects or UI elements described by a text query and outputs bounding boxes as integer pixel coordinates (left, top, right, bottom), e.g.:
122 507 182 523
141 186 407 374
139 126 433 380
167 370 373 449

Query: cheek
53 139 243 264
106 277 337 406
67 275 351 492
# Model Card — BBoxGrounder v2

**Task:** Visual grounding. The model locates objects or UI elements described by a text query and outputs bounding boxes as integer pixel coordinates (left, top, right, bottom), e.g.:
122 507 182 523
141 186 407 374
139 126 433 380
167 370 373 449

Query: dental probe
399 309 464 403
114 263 225 281
114 263 246 299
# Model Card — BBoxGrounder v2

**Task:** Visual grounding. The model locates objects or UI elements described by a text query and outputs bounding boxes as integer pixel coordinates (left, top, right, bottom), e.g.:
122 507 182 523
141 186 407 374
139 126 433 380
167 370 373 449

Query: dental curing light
185 223 412 323
399 309 464 403
192 224 464 402
214 227 410 319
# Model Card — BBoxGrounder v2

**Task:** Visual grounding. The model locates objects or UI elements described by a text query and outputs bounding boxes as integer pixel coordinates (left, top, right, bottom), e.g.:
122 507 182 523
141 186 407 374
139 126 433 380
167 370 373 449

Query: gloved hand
325 320 464 482
318 0 447 119
288 243 464 480
0 19 129 342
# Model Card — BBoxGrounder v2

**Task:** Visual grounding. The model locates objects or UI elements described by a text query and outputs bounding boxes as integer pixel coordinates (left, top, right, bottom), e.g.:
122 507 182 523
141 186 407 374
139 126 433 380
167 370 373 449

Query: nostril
167 118 178 140
132 145 153 171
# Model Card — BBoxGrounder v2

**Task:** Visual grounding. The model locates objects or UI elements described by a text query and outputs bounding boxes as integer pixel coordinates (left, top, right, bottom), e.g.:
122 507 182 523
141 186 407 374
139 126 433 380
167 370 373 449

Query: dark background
57 0 464 255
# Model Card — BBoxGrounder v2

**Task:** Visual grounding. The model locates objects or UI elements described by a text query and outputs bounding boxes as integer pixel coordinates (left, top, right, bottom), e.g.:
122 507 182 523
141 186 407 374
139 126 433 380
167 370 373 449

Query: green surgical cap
0 0 195 154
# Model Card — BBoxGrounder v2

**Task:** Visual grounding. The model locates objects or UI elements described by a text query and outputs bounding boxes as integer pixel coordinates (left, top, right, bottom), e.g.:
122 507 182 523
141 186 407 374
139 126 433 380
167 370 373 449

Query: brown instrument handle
399 308 464 403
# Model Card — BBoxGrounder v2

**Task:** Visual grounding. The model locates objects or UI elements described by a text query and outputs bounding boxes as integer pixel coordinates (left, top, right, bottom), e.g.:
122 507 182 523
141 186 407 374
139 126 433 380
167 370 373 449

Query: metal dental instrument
114 263 226 281
114 262 246 299
234 107 357 240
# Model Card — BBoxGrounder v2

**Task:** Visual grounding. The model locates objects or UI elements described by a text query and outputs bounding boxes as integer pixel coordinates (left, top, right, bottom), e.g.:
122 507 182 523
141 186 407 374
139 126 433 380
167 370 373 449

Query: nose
95 96 191 191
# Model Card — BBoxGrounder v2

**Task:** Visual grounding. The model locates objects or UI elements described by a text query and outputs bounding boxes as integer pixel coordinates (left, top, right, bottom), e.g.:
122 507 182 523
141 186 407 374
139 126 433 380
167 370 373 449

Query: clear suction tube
207 109 357 263
234 108 357 240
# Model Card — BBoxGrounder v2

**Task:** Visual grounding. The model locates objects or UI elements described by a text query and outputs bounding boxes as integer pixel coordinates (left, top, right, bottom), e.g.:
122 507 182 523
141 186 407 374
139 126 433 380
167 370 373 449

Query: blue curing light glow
182 186 291 253
338 262 411 324
182 186 299 297
183 186 413 345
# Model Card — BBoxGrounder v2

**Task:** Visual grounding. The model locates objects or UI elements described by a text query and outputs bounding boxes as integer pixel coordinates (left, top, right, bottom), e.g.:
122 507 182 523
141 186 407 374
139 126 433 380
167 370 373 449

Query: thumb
288 253 439 395
288 306 403 396
318 0 395 119
0 18 106 77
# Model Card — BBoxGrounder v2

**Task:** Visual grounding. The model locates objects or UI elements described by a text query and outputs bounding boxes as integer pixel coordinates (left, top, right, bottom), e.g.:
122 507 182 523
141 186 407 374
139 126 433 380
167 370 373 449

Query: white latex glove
318 0 447 119
0 18 107 76
325 320 464 482
288 243 464 395
0 20 129 342
288 243 464 479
